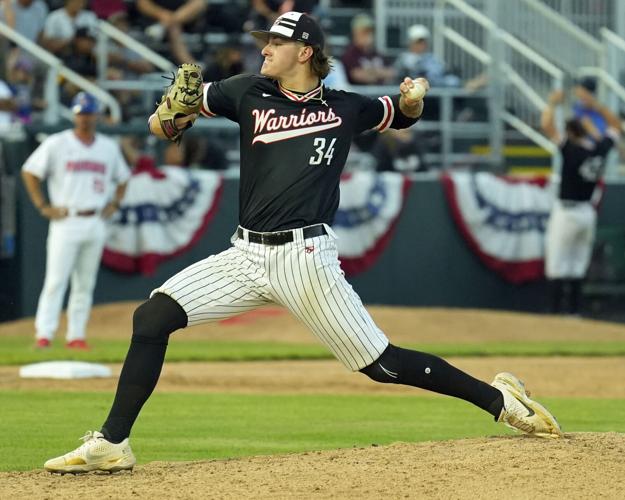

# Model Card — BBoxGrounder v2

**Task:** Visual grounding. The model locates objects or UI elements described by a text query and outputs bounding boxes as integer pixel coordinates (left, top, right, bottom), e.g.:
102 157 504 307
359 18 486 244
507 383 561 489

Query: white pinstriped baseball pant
152 224 389 371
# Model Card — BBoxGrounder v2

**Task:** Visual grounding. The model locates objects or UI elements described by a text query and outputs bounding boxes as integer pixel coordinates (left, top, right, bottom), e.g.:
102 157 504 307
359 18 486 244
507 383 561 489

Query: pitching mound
2 433 624 499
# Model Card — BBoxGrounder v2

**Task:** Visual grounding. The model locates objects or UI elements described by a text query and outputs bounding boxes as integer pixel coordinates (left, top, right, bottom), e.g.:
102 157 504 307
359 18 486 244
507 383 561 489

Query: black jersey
559 132 616 201
200 74 419 232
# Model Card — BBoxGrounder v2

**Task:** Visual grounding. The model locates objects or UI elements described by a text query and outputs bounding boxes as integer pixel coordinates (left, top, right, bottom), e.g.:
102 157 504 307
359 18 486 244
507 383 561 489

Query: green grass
2 336 625 365
1 390 624 472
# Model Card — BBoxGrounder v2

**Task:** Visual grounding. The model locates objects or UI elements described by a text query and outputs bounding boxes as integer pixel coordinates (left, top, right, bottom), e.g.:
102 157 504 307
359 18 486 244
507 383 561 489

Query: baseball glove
155 63 203 142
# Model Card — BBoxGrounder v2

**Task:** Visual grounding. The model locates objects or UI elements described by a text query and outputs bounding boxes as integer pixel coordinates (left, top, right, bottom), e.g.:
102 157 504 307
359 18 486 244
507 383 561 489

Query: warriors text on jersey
200 74 418 231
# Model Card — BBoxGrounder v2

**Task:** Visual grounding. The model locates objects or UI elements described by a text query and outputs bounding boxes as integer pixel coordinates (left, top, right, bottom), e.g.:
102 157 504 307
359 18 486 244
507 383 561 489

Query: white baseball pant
152 224 389 371
544 200 597 279
35 216 106 341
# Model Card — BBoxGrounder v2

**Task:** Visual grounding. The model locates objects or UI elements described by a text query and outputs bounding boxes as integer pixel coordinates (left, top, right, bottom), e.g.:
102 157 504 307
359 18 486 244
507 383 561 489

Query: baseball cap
574 76 597 94
250 11 325 48
71 92 99 114
351 13 374 32
407 24 430 41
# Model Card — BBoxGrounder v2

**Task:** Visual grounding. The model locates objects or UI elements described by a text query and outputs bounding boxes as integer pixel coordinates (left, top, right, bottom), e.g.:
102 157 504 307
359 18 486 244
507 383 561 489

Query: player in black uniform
44 11 562 474
541 89 622 314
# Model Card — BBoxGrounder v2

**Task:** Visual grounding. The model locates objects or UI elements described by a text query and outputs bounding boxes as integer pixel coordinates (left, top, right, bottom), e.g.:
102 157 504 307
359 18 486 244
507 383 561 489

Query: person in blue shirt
393 24 461 88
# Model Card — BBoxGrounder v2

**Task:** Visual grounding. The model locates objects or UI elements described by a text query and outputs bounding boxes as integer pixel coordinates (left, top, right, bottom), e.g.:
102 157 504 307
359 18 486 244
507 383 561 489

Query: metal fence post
433 0 445 62
43 66 60 125
374 0 387 54
488 28 505 170
96 28 109 84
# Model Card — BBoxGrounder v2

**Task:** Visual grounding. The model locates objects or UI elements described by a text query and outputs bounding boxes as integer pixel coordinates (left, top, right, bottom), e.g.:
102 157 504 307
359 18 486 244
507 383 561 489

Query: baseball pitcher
44 13 562 474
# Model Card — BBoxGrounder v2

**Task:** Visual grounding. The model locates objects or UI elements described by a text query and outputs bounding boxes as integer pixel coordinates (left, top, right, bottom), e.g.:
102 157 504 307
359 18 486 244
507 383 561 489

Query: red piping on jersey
278 82 323 102
376 96 394 132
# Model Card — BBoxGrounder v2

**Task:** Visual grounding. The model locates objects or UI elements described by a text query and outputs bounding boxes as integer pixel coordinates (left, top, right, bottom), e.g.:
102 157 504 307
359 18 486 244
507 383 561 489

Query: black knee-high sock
361 344 504 418
569 279 582 314
550 279 564 313
101 294 187 443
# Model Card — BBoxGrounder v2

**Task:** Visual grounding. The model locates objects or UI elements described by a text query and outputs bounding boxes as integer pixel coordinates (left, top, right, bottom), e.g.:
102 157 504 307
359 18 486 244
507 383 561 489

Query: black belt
237 225 326 245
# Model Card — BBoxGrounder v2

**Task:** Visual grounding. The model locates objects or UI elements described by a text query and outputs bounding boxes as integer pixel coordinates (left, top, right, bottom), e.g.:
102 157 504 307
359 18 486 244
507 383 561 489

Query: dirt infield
2 433 624 499
4 302 625 343
2 357 625 398
2 304 625 498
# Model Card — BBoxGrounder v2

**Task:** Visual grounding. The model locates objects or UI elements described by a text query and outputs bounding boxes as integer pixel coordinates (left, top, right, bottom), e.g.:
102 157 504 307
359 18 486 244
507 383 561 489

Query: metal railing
0 21 121 124
354 85 492 168
435 0 564 169
489 0 604 75
498 30 565 127
95 20 179 115
375 0 450 56
95 20 176 88
541 0 625 39
600 28 625 118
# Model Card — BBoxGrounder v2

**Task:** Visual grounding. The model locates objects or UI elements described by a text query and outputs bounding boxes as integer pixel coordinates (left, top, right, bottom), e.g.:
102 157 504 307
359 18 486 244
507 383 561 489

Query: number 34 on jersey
309 137 337 166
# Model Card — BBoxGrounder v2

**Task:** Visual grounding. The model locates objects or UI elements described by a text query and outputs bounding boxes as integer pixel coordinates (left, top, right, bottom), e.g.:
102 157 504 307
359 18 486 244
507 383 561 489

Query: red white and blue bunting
102 162 223 275
334 171 411 275
103 167 410 276
441 171 552 283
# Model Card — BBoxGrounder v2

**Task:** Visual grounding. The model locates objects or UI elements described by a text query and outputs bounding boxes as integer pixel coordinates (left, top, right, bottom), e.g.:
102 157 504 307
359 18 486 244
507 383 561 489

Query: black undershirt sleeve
353 93 420 134
389 94 421 130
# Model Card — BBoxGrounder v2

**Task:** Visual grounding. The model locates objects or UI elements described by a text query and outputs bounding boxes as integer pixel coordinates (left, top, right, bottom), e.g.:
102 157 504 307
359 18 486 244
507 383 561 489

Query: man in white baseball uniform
541 89 622 314
44 13 562 474
21 92 130 349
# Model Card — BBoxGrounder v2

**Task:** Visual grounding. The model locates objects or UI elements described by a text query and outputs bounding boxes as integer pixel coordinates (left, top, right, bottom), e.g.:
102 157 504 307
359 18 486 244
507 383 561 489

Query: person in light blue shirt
0 0 49 44
393 24 461 88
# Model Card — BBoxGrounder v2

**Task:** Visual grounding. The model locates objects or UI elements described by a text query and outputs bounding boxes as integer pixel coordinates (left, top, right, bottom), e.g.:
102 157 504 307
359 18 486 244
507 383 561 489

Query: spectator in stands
137 0 207 64
0 0 48 43
245 0 319 31
107 12 155 77
341 13 394 85
203 45 243 82
373 128 428 173
106 12 156 121
162 136 228 170
0 56 45 128
7 55 45 123
90 0 126 19
323 58 350 91
0 0 49 70
0 76 14 133
394 24 460 88
41 0 98 77
202 1 246 34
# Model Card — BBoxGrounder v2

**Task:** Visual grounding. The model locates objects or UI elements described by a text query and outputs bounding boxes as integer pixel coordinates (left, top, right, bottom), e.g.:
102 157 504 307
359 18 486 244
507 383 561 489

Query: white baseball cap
407 24 430 41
